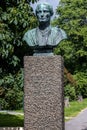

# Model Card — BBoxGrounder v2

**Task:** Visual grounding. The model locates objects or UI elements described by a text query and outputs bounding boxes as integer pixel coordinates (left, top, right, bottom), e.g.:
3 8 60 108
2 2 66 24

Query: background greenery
0 0 38 110
53 0 87 100
0 0 87 109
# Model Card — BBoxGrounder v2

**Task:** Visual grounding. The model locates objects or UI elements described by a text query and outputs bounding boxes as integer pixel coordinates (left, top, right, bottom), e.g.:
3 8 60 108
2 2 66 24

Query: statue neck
39 21 50 30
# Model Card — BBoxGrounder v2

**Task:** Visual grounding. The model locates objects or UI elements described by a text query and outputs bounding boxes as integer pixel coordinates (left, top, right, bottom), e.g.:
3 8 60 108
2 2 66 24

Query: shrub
64 84 76 101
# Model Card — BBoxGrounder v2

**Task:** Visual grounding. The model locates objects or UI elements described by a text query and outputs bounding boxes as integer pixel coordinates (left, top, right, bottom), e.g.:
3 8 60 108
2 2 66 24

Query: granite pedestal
24 55 64 130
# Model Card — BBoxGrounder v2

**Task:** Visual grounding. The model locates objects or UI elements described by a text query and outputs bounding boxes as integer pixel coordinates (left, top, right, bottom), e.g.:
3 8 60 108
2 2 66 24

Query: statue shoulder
50 26 67 45
23 28 36 46
24 28 36 37
51 26 67 39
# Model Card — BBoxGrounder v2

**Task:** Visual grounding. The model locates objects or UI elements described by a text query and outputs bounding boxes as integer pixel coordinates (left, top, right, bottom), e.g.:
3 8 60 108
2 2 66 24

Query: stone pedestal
24 55 64 130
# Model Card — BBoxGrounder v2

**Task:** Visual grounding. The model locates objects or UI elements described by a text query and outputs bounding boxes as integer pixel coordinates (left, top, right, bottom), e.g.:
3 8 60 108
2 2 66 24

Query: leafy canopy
53 0 87 99
0 0 38 109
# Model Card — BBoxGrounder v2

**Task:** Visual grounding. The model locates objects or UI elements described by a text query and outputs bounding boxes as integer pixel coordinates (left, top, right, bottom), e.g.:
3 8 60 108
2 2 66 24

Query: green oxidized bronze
23 3 67 54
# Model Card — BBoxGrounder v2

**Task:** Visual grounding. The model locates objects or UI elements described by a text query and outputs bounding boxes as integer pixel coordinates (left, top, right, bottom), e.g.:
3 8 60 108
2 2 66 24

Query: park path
0 110 24 115
65 108 87 130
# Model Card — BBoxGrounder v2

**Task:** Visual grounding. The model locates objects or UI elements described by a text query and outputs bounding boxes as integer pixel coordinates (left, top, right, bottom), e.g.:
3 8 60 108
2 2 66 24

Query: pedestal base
24 55 64 130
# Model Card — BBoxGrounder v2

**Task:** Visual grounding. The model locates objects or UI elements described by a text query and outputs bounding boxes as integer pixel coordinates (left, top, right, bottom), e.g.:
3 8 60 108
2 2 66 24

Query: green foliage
54 0 87 72
0 0 37 109
0 69 23 110
64 84 76 101
53 0 87 99
74 72 87 98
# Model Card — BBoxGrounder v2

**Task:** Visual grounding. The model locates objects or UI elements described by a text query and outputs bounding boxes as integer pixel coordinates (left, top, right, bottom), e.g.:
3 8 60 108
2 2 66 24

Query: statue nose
41 15 44 17
41 12 44 17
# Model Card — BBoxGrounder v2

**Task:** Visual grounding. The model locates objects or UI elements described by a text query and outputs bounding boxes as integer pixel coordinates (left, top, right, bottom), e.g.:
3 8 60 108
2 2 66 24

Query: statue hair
35 3 54 16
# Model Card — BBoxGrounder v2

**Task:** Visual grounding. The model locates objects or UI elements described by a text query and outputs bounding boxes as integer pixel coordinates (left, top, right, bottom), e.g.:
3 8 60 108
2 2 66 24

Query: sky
30 0 60 18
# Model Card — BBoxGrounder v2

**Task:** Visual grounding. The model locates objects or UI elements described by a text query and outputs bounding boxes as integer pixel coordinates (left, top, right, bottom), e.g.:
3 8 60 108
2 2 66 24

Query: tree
53 0 87 99
0 0 38 109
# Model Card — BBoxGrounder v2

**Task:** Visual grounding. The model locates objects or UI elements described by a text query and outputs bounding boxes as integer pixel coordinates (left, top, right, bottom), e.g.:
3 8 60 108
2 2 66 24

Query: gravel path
65 108 87 130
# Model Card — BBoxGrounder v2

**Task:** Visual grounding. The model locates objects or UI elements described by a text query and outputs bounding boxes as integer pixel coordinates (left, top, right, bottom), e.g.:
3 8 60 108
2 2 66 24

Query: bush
64 84 76 101
0 98 9 110
0 89 23 110
74 72 87 98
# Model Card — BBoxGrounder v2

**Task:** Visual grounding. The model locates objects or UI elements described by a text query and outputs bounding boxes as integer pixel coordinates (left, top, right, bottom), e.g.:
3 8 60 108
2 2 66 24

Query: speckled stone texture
24 55 64 130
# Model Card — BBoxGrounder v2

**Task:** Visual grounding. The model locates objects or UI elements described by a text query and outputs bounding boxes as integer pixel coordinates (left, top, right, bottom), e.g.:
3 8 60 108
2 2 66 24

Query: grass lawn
65 98 87 120
0 113 24 127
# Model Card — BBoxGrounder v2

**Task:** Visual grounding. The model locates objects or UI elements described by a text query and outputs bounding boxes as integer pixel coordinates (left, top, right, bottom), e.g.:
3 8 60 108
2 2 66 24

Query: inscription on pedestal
24 55 64 130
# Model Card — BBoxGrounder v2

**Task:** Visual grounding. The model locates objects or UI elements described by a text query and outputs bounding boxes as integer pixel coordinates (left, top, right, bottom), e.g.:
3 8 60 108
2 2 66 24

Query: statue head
35 3 54 23
23 2 67 55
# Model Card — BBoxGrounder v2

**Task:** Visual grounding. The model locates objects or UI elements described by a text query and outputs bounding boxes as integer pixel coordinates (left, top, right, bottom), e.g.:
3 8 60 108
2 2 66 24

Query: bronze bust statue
23 3 67 55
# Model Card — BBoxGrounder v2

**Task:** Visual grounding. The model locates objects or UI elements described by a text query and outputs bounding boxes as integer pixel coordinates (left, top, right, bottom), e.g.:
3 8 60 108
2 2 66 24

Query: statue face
36 4 51 23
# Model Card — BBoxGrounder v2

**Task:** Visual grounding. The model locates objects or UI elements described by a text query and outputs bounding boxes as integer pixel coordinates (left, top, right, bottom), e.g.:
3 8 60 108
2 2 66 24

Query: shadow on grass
0 113 24 127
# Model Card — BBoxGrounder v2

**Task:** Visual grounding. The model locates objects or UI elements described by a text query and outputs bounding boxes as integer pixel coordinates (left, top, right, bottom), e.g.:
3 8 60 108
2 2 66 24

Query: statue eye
43 10 48 13
43 10 46 13
39 10 42 13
